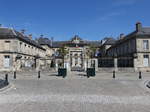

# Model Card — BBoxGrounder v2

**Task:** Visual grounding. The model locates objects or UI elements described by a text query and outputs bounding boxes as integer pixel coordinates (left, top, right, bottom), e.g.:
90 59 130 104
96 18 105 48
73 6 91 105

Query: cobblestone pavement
0 71 150 112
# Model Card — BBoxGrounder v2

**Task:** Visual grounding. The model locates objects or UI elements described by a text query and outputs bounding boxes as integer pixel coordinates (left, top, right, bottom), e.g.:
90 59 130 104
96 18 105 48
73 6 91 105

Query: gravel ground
0 71 150 112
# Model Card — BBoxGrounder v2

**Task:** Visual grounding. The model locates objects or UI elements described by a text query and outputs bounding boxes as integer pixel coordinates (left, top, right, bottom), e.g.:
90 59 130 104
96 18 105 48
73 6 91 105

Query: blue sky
0 0 149 40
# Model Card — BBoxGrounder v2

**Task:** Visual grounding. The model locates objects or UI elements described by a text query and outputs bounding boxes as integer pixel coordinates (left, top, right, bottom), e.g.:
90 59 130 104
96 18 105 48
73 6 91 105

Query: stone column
15 60 21 71
63 58 69 74
55 60 58 71
88 59 91 68
72 58 75 67
12 54 16 72
13 54 21 72
94 59 98 72
114 57 118 71
84 59 87 71
66 61 70 72
134 58 138 72
36 59 40 71
78 55 80 67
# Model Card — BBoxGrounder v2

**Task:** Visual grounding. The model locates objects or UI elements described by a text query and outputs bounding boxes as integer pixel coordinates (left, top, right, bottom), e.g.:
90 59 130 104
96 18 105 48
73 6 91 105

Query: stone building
0 27 46 71
1 22 150 72
36 37 56 69
97 37 116 69
106 22 150 71
99 37 116 57
37 35 101 71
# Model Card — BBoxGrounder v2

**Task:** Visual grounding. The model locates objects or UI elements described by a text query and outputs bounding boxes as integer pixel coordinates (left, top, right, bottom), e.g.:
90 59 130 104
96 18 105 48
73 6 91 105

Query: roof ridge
10 28 17 36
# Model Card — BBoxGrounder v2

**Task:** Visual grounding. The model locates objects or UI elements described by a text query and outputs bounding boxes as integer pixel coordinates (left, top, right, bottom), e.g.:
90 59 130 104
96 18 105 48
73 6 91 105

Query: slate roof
0 27 45 50
52 41 68 48
107 23 150 50
84 40 102 47
0 27 17 36
137 27 150 35
38 40 101 48
103 37 116 45
37 36 102 48
37 37 52 47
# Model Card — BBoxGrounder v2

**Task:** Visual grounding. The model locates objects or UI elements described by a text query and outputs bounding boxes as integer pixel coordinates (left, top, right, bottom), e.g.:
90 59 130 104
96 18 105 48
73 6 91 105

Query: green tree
57 46 69 67
86 45 97 58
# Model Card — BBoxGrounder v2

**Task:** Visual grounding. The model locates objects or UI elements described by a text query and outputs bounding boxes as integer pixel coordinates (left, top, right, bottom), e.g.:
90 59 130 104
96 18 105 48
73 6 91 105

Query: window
5 41 10 43
5 41 10 51
143 55 149 67
75 58 78 65
4 55 10 58
143 40 149 50
4 55 10 68
74 54 78 57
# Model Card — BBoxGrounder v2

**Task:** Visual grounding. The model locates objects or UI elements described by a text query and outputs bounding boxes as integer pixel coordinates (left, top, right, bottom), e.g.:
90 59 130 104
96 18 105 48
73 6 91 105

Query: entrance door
4 55 10 68
143 55 149 67
73 56 83 67
70 51 84 71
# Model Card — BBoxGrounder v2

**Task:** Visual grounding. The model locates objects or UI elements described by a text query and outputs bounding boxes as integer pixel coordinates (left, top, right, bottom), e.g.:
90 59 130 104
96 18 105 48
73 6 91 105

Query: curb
142 80 150 93
145 80 150 88
0 84 12 93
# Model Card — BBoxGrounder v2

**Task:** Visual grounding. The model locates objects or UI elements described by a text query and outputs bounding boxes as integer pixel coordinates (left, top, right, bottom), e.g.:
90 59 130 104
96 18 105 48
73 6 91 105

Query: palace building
37 35 101 71
106 22 150 71
0 27 46 71
1 22 150 72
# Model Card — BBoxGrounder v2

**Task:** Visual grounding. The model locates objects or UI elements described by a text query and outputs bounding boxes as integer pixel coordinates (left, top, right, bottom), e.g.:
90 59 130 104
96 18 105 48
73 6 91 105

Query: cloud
99 12 121 21
112 0 140 6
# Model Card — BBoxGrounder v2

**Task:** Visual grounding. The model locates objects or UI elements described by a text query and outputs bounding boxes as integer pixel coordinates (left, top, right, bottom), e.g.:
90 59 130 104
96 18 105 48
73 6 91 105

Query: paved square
0 71 150 112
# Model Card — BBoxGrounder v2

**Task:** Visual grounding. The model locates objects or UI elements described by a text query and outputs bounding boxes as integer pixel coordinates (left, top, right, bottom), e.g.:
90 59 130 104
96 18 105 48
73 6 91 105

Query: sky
0 0 150 40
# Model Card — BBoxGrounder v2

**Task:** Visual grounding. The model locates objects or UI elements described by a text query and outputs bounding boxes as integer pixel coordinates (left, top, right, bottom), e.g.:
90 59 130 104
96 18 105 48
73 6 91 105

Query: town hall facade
1 22 150 72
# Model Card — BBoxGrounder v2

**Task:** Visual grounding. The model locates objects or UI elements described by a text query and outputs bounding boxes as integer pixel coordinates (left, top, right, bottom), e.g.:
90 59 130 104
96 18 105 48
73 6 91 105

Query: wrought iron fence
98 58 114 67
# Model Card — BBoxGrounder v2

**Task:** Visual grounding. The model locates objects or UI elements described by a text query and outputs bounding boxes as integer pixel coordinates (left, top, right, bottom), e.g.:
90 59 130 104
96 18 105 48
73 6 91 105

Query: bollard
14 71 16 79
113 71 116 79
87 74 90 78
38 71 41 79
139 71 142 79
5 74 9 85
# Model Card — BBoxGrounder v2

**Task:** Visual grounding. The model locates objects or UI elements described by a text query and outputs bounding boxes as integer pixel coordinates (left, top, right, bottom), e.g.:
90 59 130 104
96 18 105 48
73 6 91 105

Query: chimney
136 22 142 32
28 34 32 40
120 33 124 39
21 29 26 35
